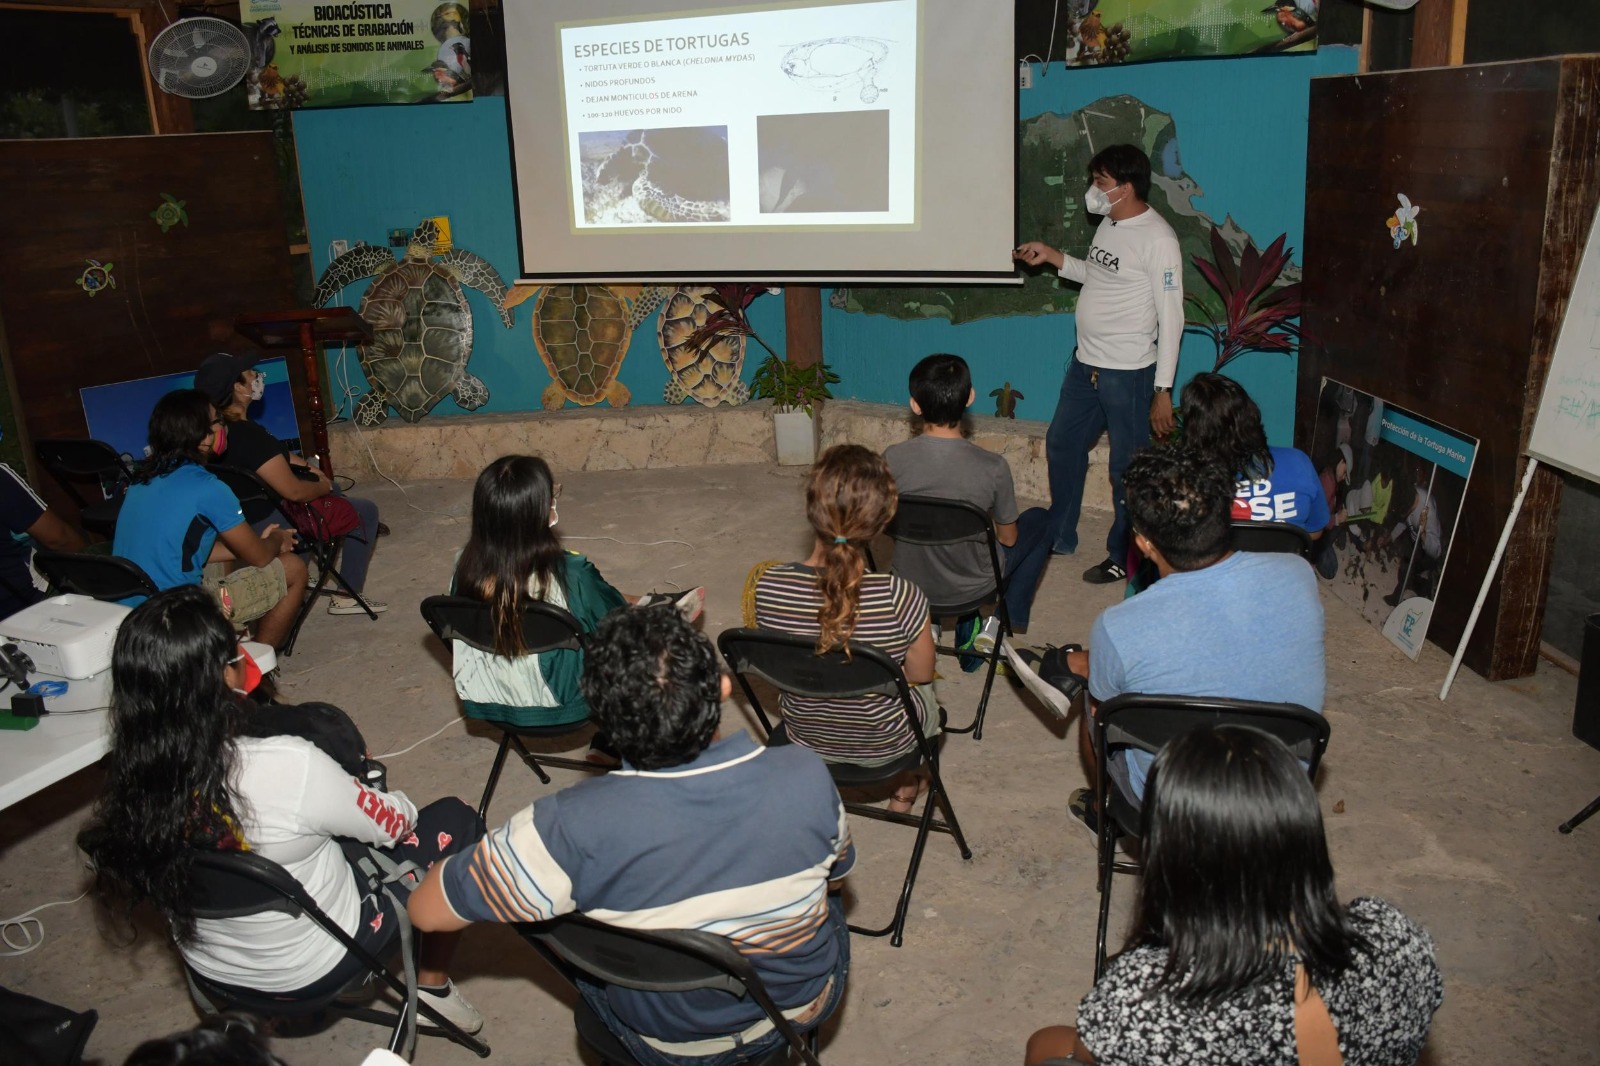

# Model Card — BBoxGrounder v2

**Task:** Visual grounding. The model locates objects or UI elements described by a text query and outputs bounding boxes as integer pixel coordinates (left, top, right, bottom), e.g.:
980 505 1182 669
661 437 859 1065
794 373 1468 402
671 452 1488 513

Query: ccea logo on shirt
1086 245 1121 272
1235 478 1301 522
1163 269 1177 291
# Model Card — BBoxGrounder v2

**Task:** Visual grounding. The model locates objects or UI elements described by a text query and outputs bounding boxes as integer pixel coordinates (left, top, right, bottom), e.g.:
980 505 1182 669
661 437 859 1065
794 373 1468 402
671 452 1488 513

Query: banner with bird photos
1057 0 1319 67
240 1 474 109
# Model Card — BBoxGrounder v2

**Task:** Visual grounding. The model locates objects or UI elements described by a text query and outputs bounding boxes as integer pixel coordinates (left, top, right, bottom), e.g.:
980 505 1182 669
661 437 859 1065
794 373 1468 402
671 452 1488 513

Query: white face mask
1085 184 1120 216
248 374 265 402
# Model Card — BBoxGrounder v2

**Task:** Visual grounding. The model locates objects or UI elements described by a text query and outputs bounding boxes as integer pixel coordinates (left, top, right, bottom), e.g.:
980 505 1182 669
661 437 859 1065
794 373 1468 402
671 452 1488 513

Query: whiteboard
1528 201 1600 484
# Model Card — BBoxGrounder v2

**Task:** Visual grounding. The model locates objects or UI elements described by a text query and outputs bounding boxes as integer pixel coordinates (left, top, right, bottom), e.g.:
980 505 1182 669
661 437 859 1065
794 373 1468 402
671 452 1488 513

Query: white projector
0 594 130 679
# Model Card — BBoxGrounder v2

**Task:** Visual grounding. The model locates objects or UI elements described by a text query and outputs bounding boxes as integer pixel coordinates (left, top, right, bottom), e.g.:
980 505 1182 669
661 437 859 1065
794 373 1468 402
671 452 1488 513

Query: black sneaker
1069 787 1111 838
1082 559 1127 584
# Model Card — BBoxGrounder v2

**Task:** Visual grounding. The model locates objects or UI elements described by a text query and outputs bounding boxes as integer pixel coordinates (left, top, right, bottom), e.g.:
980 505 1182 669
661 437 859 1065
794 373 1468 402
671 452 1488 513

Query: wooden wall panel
1297 57 1600 680
0 131 296 518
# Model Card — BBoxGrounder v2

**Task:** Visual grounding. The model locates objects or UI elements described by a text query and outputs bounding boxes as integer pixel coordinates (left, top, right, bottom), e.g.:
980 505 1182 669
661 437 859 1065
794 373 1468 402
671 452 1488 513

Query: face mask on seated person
249 374 266 402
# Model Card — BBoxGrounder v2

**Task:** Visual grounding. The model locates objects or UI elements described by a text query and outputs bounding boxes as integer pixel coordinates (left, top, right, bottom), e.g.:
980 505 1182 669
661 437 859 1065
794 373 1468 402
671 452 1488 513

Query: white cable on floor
373 717 461 760
0 891 88 957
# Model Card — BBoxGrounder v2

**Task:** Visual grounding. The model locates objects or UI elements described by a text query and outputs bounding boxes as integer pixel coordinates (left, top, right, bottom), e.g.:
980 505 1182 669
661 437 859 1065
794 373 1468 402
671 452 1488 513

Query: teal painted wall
294 47 1356 433
822 46 1358 444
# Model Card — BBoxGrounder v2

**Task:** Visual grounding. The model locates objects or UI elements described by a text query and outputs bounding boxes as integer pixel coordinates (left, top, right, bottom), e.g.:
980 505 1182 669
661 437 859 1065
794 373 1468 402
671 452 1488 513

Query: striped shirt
753 563 930 764
437 731 853 1042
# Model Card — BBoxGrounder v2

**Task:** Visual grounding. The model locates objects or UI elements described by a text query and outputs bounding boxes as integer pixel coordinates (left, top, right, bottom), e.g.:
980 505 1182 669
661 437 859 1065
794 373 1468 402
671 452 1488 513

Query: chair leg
510 735 554 785
323 562 379 620
1558 793 1600 834
849 787 940 947
279 549 335 657
477 733 517 823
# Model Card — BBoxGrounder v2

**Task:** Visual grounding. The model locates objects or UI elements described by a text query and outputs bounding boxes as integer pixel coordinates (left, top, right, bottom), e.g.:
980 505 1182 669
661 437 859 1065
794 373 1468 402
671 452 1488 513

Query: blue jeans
575 895 850 1066
1044 357 1154 562
1001 507 1054 632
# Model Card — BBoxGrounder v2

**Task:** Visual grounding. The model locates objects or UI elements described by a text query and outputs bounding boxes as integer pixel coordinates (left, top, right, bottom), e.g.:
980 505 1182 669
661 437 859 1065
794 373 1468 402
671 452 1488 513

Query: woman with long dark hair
1025 726 1442 1066
79 586 485 1034
1180 372 1327 534
112 389 308 650
450 455 702 730
752 444 938 810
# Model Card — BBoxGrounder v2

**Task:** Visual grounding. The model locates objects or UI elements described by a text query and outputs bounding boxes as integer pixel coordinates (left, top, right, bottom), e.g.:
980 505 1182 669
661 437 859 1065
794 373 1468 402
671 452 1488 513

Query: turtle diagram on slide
559 0 918 229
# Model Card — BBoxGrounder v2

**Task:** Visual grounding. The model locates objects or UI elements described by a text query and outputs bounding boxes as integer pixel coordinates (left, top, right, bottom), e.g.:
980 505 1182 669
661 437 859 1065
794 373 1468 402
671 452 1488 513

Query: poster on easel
240 1 473 110
1309 379 1478 660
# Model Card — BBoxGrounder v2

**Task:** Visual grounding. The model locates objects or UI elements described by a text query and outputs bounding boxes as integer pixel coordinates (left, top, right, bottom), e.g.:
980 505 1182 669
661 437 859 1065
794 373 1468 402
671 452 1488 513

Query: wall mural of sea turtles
312 220 512 425
658 285 750 407
508 284 670 410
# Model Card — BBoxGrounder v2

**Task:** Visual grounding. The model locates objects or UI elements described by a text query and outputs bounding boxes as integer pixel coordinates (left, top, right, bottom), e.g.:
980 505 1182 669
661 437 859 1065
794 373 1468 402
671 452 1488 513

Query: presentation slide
503 0 1016 282
560 0 917 230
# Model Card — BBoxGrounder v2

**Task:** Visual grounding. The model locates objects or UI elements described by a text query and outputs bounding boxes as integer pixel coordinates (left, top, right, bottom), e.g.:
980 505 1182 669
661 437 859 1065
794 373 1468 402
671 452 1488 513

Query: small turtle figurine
516 284 669 410
990 381 1024 418
76 259 116 297
658 286 751 406
150 193 188 233
312 220 512 425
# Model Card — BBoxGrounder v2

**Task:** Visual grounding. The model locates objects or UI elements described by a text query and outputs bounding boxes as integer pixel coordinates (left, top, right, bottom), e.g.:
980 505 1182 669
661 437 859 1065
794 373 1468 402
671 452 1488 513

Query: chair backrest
34 439 130 507
533 915 822 1066
718 627 906 702
1230 520 1314 559
1098 693 1330 777
32 550 158 601
420 594 584 657
207 463 278 513
887 495 994 546
187 849 310 920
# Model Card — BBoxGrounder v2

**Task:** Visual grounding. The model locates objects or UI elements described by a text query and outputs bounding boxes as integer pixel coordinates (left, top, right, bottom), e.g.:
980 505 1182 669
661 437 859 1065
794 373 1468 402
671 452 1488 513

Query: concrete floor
3 462 1597 1065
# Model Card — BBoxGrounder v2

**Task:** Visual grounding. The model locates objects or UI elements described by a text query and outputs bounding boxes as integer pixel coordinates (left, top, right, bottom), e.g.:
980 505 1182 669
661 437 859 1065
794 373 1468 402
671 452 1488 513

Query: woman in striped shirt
753 445 939 810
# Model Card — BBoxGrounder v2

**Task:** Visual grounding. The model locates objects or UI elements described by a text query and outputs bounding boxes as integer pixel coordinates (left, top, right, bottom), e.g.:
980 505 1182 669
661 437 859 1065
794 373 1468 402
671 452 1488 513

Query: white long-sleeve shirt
1057 207 1184 387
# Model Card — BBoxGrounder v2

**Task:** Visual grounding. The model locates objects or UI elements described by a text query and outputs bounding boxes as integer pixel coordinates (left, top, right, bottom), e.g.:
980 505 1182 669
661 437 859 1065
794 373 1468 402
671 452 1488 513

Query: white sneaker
418 980 483 1035
972 615 1001 655
328 595 388 616
635 586 705 623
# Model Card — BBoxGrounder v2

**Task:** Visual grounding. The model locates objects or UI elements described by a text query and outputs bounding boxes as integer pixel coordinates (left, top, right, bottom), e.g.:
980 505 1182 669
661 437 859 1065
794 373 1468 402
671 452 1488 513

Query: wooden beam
783 287 823 370
1410 0 1468 68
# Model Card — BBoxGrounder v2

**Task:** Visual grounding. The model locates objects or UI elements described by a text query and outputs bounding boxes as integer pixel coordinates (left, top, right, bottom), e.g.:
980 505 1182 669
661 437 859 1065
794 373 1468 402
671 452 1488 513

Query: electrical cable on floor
1 891 88 958
373 717 462 760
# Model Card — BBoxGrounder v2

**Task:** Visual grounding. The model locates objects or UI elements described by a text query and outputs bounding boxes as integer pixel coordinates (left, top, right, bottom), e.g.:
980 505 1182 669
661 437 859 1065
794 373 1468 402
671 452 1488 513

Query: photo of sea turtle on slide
579 126 732 224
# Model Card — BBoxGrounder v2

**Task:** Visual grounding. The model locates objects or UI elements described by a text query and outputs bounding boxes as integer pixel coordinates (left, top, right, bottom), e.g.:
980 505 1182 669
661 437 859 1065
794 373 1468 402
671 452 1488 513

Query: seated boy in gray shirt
884 354 1054 648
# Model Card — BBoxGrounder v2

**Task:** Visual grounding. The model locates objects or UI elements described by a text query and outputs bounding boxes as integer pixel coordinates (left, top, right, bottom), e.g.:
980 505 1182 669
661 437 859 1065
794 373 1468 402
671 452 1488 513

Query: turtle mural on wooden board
657 286 750 407
510 284 669 410
312 220 512 425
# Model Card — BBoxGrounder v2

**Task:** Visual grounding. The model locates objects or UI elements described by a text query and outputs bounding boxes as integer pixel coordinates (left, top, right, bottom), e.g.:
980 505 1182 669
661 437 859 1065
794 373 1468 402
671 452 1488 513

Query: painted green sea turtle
517 284 668 409
150 193 188 232
312 220 511 425
658 286 749 407
76 259 115 297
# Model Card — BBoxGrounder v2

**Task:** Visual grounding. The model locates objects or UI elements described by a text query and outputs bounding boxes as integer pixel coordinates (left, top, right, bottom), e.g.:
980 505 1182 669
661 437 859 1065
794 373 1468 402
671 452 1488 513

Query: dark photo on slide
757 110 890 213
579 126 732 225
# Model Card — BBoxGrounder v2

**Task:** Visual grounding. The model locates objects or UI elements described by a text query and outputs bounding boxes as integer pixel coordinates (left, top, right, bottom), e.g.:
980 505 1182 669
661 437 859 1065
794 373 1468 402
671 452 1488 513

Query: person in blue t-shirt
113 390 307 650
1042 444 1324 838
1180 371 1329 534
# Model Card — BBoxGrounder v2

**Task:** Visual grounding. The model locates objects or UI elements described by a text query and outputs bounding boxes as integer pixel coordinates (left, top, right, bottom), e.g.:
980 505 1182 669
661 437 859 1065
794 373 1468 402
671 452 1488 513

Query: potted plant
688 284 839 465
751 353 840 465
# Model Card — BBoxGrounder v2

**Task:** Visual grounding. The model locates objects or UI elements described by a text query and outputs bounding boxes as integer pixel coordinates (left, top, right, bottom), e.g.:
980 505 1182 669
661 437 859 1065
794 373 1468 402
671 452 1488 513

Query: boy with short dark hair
409 607 853 1063
884 354 1055 647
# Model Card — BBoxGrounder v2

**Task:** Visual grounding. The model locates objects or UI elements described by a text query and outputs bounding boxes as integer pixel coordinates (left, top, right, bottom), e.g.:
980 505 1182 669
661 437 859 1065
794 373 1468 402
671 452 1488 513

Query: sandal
887 776 929 814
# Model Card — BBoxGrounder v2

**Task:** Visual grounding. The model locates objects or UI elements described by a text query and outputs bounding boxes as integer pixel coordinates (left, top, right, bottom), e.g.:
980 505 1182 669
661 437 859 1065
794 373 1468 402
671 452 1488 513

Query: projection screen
503 0 1017 282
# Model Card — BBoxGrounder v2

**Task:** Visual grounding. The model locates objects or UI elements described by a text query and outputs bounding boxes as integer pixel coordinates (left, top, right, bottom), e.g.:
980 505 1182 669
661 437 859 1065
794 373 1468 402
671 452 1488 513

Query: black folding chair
420 594 598 822
182 849 489 1060
208 463 377 655
1230 520 1314 559
527 914 825 1066
1090 694 1330 980
34 439 132 537
718 627 972 948
31 550 157 602
881 495 1013 740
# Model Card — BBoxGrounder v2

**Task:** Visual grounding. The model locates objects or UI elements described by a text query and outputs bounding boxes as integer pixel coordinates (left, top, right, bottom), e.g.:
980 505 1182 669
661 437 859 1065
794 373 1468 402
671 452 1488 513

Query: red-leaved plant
1185 227 1303 371
689 285 839 415
686 284 781 361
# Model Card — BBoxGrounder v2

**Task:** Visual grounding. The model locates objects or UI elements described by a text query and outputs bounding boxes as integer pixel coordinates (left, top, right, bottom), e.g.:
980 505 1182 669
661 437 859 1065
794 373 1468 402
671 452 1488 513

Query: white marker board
1528 200 1600 484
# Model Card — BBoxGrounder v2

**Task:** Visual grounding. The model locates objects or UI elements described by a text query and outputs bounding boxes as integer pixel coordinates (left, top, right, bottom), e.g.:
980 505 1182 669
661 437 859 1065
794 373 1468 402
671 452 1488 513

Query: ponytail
805 445 898 655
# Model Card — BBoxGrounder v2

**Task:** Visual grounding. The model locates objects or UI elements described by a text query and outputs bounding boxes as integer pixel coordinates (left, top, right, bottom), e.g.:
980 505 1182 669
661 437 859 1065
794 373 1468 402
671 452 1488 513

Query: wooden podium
234 308 371 478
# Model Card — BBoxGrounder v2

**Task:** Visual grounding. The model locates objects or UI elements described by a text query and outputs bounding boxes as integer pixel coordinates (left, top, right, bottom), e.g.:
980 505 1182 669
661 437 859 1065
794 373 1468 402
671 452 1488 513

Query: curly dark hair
123 1014 288 1066
579 606 722 771
1132 725 1362 1006
78 586 243 943
1180 372 1273 481
804 444 898 654
1123 442 1234 571
908 353 971 427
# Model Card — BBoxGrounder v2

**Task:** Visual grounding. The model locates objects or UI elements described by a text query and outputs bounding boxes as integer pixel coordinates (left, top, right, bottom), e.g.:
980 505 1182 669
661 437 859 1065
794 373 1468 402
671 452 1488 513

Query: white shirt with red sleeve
182 735 418 992
1057 207 1184 388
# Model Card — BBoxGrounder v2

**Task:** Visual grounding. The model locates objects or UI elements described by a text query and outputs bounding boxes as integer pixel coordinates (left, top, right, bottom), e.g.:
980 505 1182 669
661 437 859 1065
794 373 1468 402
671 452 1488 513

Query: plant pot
772 406 818 466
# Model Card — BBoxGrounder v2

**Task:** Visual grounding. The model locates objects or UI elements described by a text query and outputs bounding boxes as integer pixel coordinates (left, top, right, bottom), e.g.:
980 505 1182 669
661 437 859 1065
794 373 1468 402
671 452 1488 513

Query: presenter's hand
1013 241 1062 270
1150 391 1176 437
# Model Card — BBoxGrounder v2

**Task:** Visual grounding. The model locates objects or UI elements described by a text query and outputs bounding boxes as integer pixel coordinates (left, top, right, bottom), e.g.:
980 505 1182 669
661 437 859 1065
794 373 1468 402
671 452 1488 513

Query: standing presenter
1015 144 1184 584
